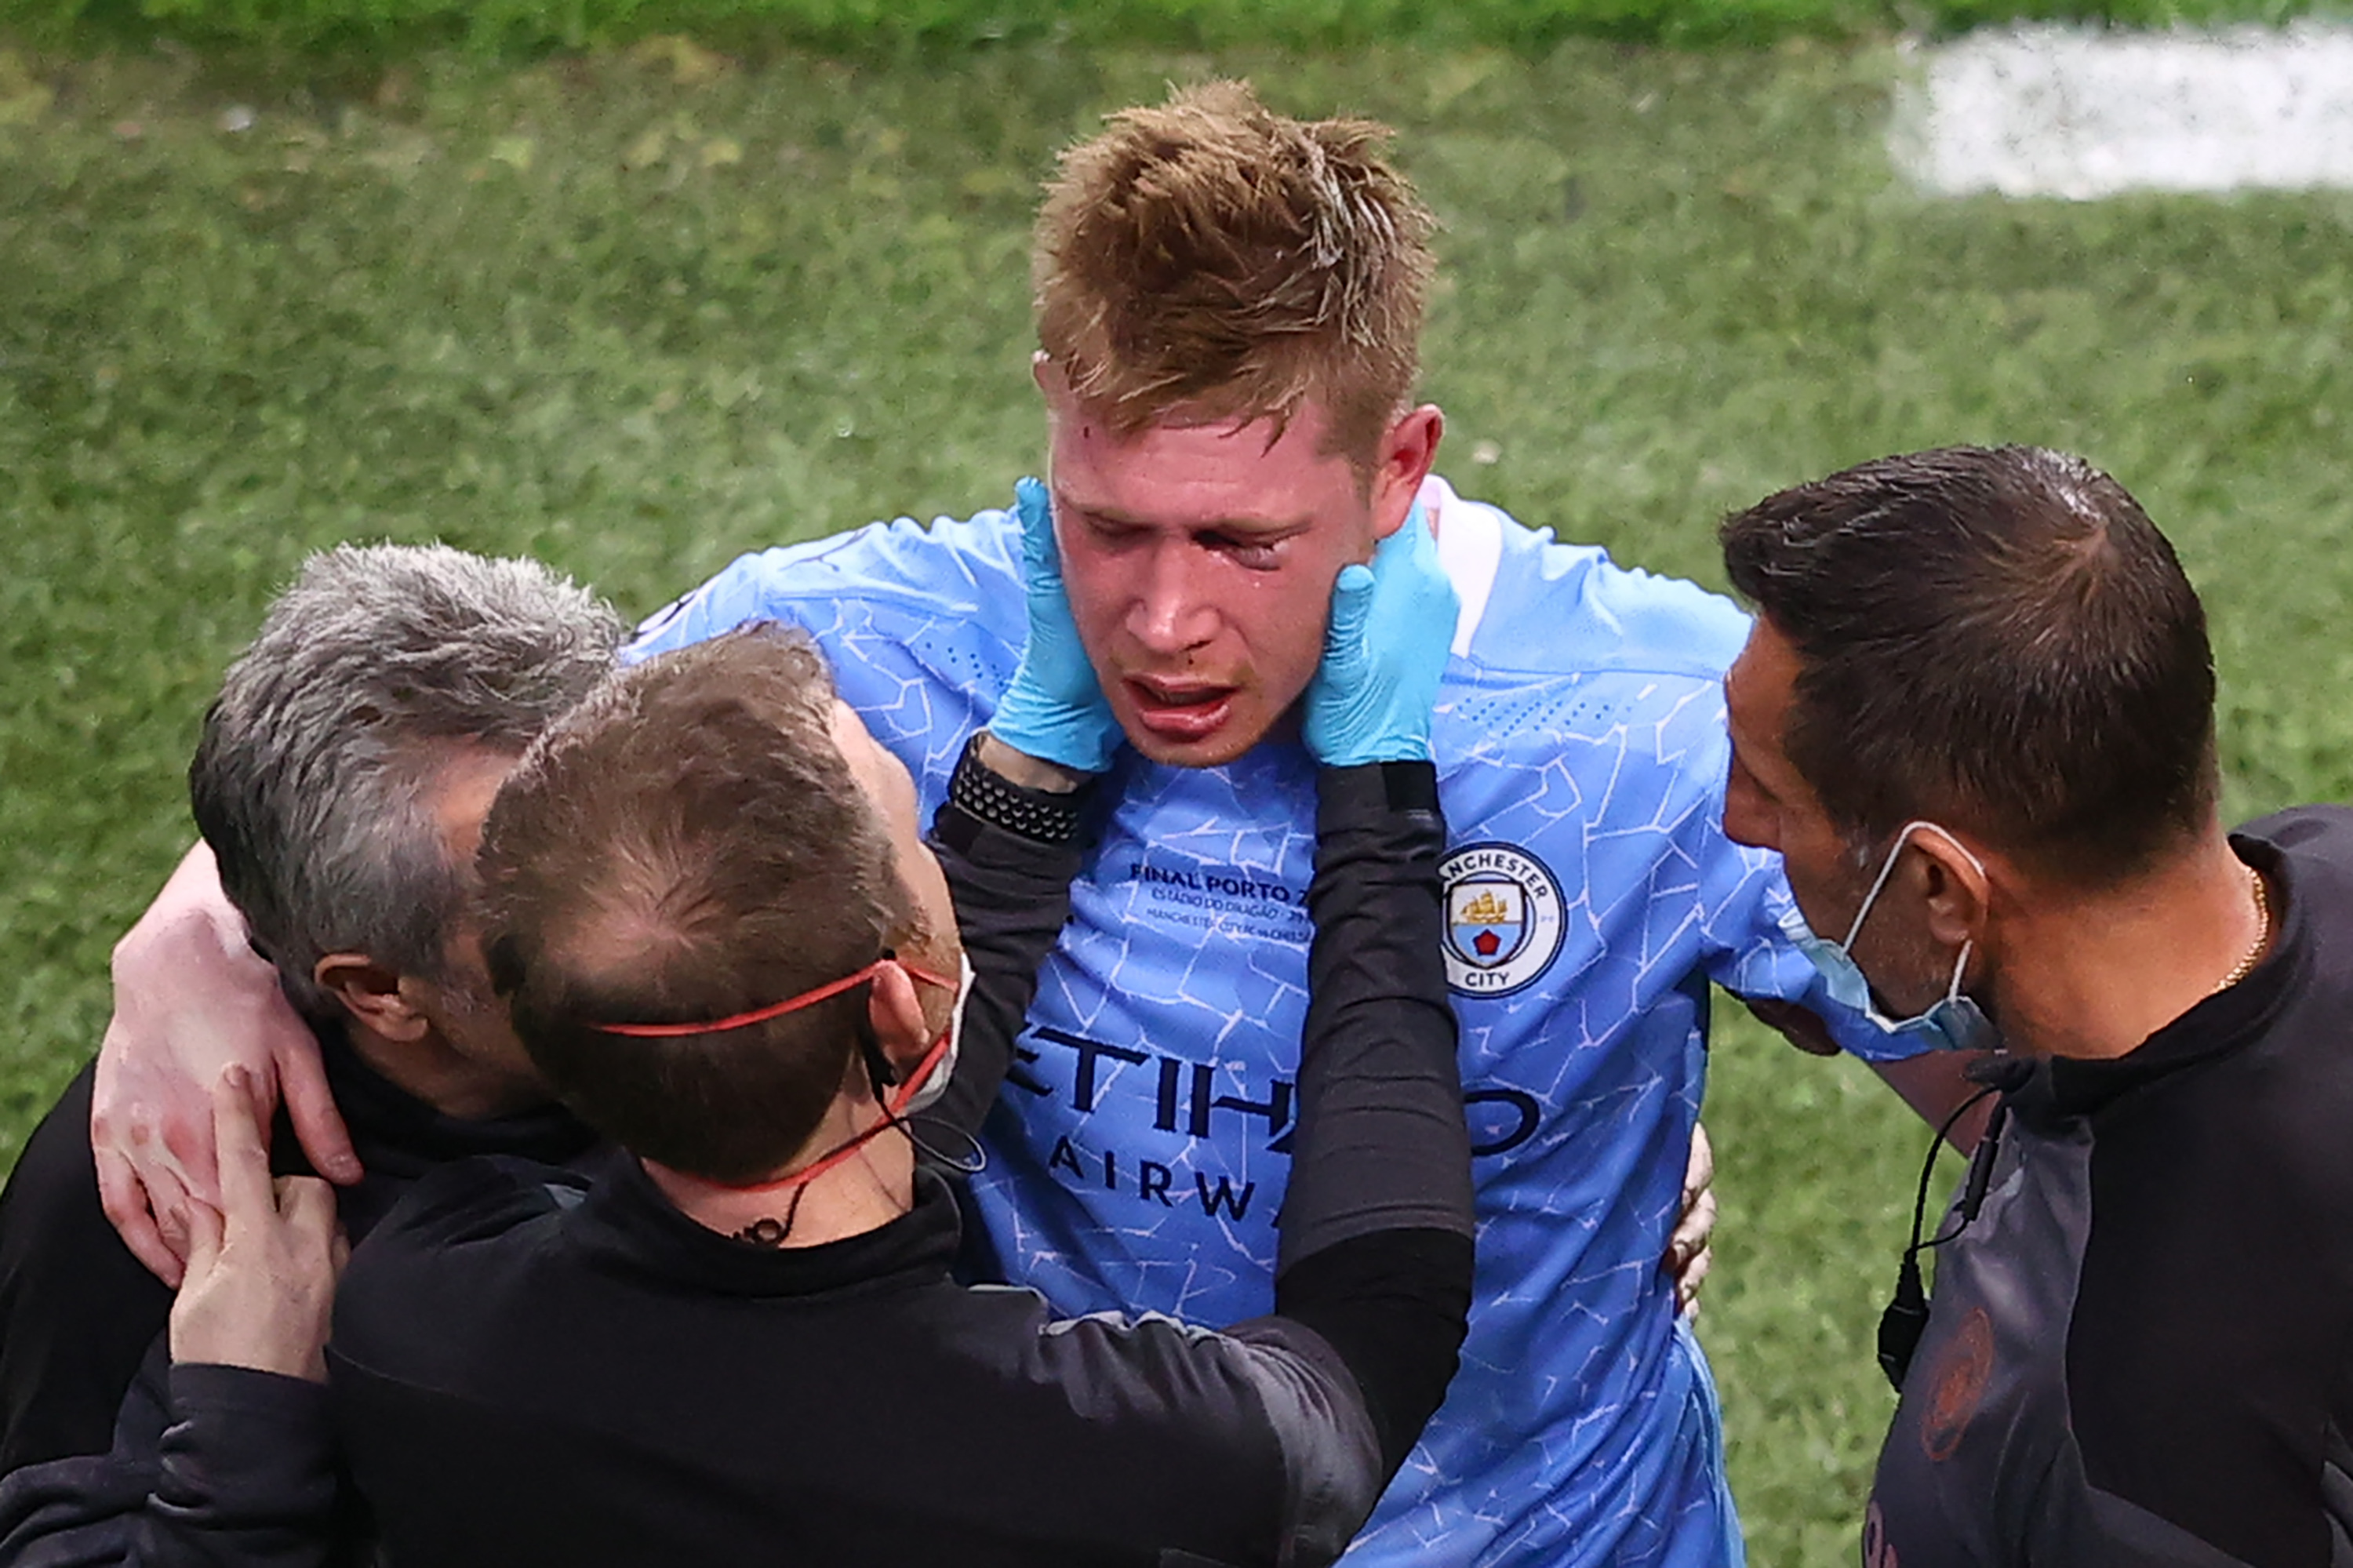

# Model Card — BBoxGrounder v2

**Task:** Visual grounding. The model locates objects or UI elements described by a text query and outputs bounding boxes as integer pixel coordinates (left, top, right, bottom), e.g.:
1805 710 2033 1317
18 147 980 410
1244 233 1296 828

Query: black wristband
947 733 1094 844
1316 759 1442 819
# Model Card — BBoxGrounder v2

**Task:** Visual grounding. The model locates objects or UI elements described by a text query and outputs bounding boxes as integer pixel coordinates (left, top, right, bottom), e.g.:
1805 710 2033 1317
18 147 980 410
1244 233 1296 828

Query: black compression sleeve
1278 761 1473 1265
1268 1229 1475 1479
1271 760 1475 1475
914 755 1093 1145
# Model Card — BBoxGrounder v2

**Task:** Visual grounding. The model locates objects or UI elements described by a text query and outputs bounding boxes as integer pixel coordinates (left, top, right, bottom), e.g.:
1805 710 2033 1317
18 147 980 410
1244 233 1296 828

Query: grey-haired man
0 544 618 1562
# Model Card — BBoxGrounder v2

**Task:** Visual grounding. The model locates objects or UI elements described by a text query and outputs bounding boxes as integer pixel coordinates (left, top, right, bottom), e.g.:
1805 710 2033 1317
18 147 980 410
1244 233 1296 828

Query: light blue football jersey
627 478 1918 1567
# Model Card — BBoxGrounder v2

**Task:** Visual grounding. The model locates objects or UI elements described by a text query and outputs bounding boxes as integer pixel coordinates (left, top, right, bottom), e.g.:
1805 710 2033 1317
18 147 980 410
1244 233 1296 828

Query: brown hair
1033 80 1436 462
477 624 912 1184
1720 446 2218 885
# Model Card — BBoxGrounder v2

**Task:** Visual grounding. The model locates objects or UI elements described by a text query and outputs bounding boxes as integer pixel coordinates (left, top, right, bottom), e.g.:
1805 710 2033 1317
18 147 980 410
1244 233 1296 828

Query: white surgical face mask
1781 820 1998 1055
896 949 974 1117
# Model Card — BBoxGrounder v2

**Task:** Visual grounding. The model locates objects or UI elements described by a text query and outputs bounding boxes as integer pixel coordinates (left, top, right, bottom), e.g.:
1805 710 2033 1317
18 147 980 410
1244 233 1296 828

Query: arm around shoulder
94 844 351 1289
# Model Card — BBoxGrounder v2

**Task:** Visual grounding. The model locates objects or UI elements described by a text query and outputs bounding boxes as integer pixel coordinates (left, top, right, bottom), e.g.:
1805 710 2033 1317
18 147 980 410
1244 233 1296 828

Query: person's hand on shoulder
986 477 1123 777
1304 507 1459 768
169 1067 347 1383
96 842 358 1287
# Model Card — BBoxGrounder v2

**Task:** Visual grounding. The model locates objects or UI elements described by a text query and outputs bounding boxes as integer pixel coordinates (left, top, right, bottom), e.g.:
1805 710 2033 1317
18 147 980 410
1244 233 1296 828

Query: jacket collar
566 1145 966 1301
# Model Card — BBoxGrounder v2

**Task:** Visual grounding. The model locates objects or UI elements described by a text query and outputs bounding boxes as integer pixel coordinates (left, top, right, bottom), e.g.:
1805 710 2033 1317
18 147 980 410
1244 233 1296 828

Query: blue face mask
1780 820 1999 1055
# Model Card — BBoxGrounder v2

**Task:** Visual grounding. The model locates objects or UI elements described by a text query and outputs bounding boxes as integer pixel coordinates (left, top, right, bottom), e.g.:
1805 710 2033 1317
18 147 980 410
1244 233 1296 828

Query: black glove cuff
947 732 1095 845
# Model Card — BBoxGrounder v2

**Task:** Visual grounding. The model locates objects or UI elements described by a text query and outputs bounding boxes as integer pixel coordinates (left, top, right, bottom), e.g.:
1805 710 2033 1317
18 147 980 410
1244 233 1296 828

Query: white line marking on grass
1894 24 2353 198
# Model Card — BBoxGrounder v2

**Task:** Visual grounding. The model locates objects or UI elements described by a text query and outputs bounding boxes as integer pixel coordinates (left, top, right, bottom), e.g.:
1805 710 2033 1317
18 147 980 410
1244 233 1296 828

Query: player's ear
315 954 431 1042
1369 405 1444 540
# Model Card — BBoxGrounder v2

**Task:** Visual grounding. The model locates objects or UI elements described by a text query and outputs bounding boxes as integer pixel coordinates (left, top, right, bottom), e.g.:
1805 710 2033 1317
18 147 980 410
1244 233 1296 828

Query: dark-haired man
328 518 1475 1565
1718 445 2353 1566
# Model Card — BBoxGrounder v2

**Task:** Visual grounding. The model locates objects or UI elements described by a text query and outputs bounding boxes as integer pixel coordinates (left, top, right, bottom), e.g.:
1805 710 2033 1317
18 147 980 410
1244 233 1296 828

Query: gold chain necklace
2213 864 2272 995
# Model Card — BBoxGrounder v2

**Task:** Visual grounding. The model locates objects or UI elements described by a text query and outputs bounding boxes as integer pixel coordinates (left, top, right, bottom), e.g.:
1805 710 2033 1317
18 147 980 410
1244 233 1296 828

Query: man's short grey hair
190 544 624 1023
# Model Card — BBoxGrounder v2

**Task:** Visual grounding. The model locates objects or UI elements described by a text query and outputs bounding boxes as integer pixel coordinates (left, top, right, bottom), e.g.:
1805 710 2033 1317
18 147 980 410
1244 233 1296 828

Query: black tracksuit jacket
327 759 1474 1567
0 1040 598 1566
0 757 1473 1566
1868 807 2353 1567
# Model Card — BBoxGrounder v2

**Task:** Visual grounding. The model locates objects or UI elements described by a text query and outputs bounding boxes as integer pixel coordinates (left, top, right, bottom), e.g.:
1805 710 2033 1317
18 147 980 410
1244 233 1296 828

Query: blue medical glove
1304 507 1459 767
987 477 1123 775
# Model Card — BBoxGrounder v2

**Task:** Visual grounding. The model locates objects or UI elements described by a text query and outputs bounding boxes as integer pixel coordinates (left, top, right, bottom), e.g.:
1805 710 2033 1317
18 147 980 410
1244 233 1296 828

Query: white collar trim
1421 475 1503 658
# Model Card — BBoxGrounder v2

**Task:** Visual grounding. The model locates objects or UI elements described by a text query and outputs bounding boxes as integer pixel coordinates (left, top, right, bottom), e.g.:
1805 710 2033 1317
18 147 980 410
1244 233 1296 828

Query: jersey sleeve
1691 773 1928 1064
1469 532 1919 1064
622 504 1029 811
624 506 1025 672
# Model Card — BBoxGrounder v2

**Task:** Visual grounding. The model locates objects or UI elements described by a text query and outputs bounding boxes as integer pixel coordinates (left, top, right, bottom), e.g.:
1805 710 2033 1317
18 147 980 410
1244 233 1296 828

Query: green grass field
4 35 2350 1561
16 0 2353 60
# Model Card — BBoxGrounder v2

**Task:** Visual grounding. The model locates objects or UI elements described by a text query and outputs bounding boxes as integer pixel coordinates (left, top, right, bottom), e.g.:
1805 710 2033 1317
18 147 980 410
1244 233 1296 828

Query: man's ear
865 960 933 1073
1911 831 1994 952
313 953 432 1043
1369 404 1445 540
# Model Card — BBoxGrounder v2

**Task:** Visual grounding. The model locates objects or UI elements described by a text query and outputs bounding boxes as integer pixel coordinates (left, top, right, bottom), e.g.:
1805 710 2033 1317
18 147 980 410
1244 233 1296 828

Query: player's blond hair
1032 81 1437 464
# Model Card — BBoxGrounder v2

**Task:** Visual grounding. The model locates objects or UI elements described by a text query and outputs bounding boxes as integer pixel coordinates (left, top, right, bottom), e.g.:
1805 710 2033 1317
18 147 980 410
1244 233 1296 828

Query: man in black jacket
0 544 620 1563
324 508 1474 1564
1718 445 2353 1566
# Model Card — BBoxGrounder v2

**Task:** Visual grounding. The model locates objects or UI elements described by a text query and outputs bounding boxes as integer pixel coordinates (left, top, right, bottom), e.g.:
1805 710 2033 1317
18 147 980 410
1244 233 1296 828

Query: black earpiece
1878 1069 2021 1392
860 1031 900 1093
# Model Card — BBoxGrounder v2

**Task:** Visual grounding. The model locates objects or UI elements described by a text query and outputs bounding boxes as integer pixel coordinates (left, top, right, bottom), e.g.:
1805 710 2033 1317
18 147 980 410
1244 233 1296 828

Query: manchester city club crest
1440 843 1566 996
